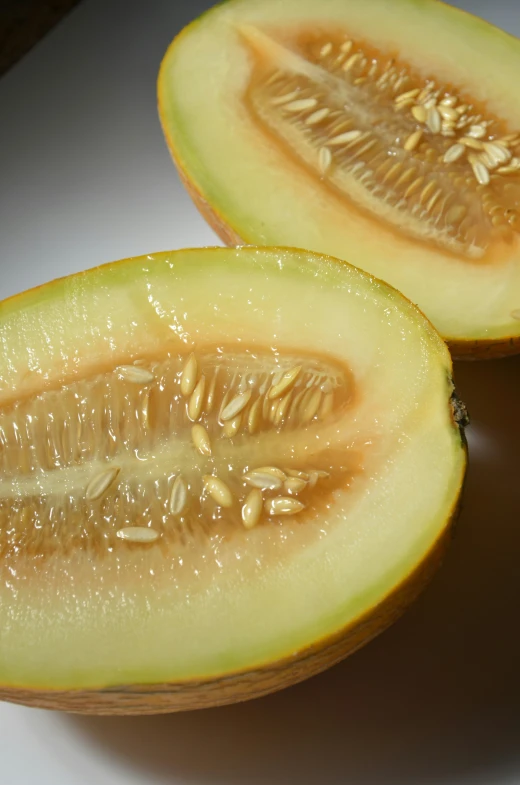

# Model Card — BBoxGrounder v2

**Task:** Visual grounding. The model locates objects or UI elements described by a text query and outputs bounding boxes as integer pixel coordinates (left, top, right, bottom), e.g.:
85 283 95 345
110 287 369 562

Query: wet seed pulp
0 349 356 561
243 26 520 260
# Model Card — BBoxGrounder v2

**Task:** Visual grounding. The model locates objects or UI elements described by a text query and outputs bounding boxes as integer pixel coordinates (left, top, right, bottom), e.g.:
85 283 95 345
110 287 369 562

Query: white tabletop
0 1 519 783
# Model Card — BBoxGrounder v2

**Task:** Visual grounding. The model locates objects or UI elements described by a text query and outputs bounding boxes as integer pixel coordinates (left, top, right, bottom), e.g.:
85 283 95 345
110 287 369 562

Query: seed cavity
241 488 263 529
203 475 234 508
169 475 188 515
117 527 160 543
0 348 353 565
243 26 520 259
85 466 120 501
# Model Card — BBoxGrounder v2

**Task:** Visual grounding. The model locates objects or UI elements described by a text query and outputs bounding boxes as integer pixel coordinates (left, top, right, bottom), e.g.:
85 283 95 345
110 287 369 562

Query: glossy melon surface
158 0 520 356
0 247 466 714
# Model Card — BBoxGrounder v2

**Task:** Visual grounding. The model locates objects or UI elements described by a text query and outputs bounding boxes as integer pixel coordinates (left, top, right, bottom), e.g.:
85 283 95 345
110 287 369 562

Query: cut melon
0 247 466 714
158 0 520 357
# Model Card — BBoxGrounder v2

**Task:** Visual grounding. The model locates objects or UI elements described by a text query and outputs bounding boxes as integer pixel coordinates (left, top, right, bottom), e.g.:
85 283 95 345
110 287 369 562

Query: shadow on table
69 356 520 785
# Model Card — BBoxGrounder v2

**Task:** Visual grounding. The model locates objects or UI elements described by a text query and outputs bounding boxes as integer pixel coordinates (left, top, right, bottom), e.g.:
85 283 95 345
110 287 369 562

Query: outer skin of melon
0 248 466 714
157 0 520 359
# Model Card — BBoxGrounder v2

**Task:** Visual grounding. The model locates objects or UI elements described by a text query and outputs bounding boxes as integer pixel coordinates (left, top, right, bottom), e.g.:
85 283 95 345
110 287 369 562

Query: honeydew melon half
0 247 466 714
158 0 520 357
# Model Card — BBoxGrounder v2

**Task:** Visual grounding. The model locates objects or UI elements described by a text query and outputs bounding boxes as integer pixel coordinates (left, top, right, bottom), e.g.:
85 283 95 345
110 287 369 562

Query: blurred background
0 1 81 77
0 1 519 784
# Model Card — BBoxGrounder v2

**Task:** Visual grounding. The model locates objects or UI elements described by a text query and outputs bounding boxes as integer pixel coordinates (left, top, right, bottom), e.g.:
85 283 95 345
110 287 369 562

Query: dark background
0 0 82 76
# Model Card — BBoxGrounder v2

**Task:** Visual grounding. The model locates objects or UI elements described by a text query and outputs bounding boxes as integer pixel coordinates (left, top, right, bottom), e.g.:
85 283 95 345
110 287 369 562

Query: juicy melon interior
158 0 520 347
0 248 465 690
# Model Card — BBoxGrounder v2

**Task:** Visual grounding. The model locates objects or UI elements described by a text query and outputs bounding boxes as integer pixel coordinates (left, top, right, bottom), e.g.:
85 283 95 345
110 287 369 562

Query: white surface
0 1 519 783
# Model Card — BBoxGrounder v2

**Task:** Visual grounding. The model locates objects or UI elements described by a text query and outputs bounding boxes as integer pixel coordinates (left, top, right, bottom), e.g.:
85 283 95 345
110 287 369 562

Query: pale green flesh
0 248 464 689
159 0 520 344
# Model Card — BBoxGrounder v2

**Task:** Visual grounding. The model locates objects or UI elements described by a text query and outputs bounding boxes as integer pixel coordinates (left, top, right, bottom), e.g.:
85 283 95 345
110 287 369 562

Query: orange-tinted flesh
0 345 365 590
242 25 520 264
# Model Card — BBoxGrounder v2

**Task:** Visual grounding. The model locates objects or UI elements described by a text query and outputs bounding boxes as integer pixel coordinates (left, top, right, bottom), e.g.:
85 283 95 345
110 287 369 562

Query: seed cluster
76 355 339 544
246 27 520 254
0 351 350 559
393 84 520 186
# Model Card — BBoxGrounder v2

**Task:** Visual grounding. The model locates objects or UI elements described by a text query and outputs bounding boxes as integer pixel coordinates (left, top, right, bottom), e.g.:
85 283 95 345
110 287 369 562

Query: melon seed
188 375 206 422
265 497 305 516
116 366 154 384
191 424 212 456
203 475 234 507
244 470 283 491
181 353 199 397
85 466 120 501
117 527 160 543
268 365 302 399
221 390 252 421
241 489 263 529
169 475 188 515
284 477 307 495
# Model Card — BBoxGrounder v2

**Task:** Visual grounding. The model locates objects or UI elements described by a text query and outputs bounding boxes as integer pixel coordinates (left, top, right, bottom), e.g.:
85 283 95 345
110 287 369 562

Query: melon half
0 247 466 714
158 0 520 357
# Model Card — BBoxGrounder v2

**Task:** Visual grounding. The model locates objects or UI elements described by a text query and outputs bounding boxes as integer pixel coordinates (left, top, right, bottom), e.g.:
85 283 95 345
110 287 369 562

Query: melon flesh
158 0 520 354
0 247 465 711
